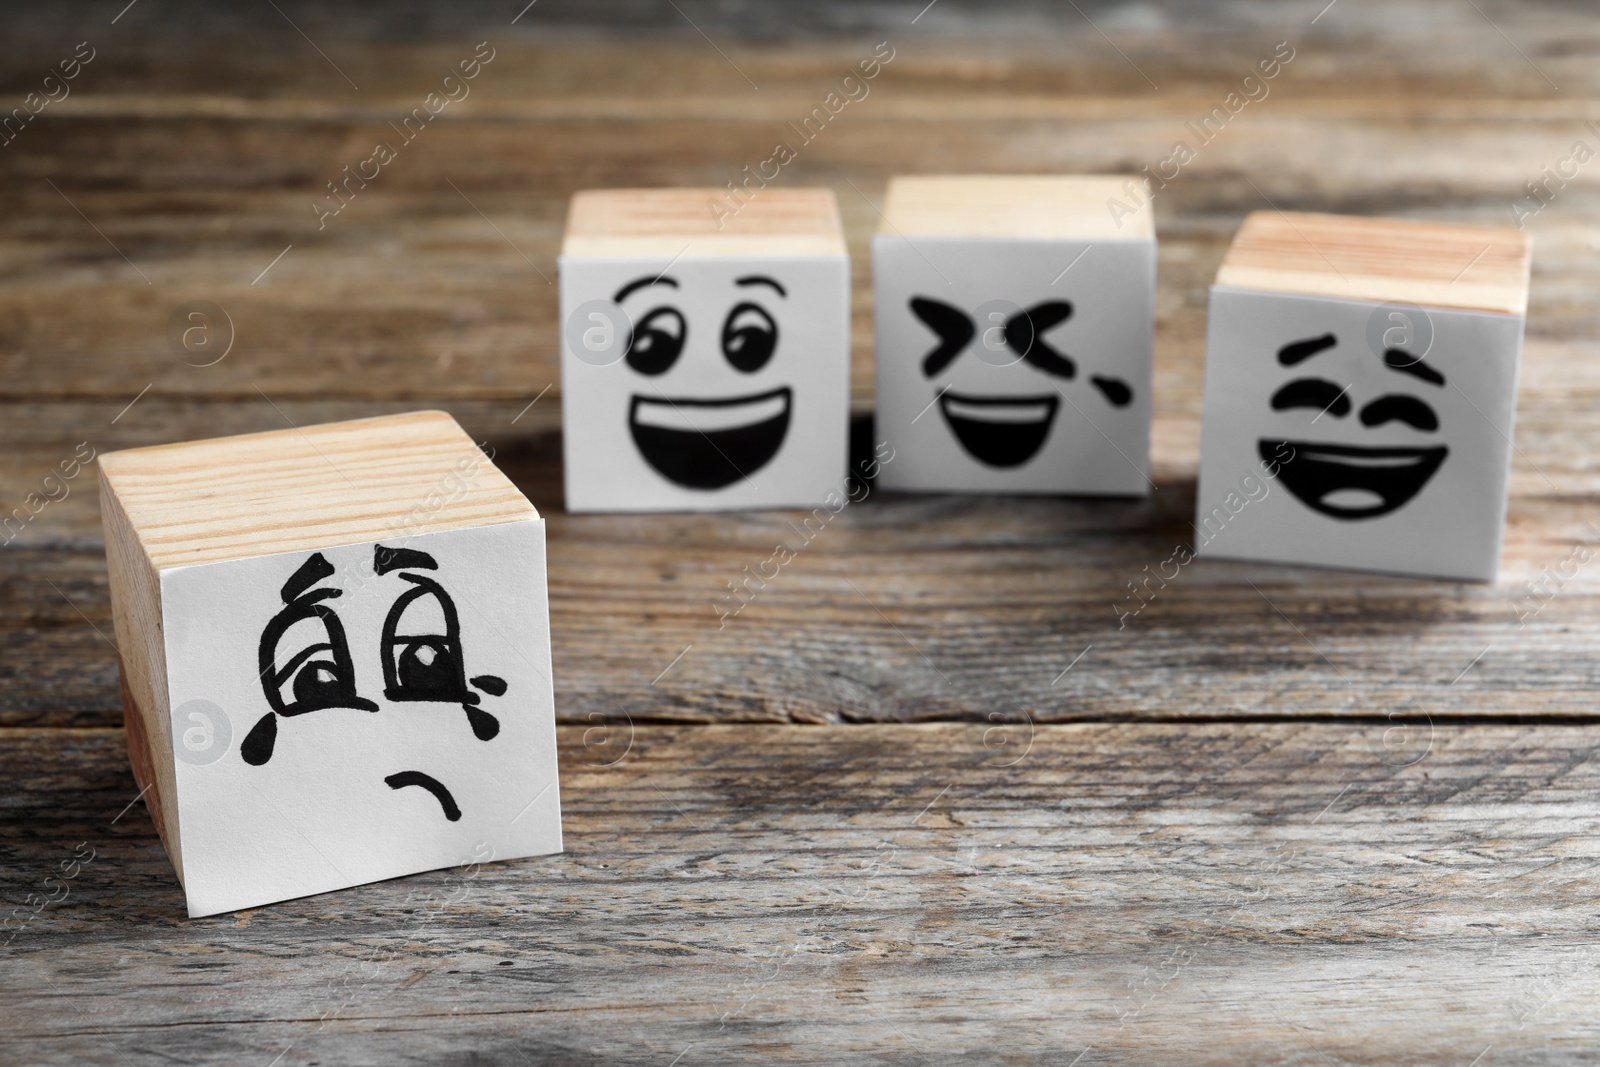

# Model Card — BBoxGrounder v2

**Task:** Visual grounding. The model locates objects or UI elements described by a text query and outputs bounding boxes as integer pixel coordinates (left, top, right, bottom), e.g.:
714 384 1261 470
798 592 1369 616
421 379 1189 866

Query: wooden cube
872 175 1155 494
559 188 850 512
1197 211 1532 580
99 412 561 917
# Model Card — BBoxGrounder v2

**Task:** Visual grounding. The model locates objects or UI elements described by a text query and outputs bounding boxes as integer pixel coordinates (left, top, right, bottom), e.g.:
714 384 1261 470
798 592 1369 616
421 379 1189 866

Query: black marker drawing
1090 375 1133 407
1276 332 1338 366
938 392 1061 468
1002 301 1076 378
619 273 792 490
911 296 975 376
384 770 462 822
629 387 792 490
1261 336 1449 520
910 296 1135 469
243 545 510 823
243 552 376 766
379 549 502 741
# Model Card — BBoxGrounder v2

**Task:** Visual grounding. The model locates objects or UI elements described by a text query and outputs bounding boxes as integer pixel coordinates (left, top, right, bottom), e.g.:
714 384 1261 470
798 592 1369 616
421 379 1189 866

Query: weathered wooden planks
5 407 1600 728
4 1 1600 1063
4 722 1599 1065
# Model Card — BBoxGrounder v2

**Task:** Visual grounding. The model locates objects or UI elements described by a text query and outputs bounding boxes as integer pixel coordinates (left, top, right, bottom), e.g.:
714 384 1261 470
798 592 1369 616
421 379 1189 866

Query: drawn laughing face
240 544 507 822
908 296 1134 468
1260 332 1449 520
616 272 791 490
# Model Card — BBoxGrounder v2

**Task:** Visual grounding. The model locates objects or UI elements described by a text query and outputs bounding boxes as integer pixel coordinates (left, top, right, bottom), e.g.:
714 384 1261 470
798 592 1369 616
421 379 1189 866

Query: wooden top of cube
1215 211 1532 316
98 411 535 570
562 188 847 258
878 175 1154 240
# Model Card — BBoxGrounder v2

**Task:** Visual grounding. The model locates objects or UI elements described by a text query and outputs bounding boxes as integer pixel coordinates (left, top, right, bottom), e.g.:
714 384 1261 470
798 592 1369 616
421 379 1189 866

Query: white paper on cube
873 236 1154 495
160 520 561 917
1196 286 1526 581
560 255 850 512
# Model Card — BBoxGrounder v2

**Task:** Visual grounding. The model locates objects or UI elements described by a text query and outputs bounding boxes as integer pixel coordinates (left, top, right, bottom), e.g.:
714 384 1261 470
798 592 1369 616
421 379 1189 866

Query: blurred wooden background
3 1 1600 1063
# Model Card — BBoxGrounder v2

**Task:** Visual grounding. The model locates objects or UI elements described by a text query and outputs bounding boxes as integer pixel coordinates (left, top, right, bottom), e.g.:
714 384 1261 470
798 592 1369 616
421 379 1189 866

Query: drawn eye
910 296 975 377
1006 301 1076 378
382 575 468 703
1360 394 1439 431
261 608 368 716
625 307 685 375
1270 378 1350 417
721 302 777 372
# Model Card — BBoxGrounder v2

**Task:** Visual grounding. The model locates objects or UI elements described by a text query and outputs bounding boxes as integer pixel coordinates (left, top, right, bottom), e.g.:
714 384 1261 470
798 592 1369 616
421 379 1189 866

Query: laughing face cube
872 176 1155 495
99 412 561 916
1196 212 1532 581
559 189 850 512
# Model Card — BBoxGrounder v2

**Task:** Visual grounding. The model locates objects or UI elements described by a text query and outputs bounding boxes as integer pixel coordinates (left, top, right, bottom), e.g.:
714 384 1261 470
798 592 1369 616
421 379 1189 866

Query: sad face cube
99 412 561 916
559 188 850 512
872 176 1155 495
1196 211 1532 581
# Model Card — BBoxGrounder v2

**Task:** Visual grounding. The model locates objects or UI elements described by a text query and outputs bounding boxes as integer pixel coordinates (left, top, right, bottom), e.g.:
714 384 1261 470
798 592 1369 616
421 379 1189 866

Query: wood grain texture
563 187 848 257
882 174 1156 239
4 4 1600 1059
4 722 1599 1065
99 410 533 568
7 416 1600 728
1215 210 1532 315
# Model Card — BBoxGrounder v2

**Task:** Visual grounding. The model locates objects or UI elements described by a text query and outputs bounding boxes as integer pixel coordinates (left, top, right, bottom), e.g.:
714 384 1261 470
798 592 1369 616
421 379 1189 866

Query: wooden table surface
4 1 1600 1063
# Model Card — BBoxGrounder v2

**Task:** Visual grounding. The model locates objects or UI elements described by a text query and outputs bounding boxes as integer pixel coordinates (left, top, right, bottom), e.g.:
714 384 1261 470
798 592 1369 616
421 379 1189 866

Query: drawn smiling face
1260 332 1449 520
615 272 792 490
240 544 508 823
909 296 1134 468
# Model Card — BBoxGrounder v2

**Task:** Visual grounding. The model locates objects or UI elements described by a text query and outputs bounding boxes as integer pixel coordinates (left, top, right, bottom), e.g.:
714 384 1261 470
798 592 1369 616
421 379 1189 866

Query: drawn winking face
241 544 508 823
1260 332 1449 520
616 272 792 490
909 296 1135 468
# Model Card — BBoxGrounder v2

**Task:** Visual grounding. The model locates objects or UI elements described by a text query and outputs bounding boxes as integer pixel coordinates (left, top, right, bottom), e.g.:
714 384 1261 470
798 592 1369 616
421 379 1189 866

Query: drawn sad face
616 272 791 490
240 544 507 822
1260 332 1449 520
909 296 1134 468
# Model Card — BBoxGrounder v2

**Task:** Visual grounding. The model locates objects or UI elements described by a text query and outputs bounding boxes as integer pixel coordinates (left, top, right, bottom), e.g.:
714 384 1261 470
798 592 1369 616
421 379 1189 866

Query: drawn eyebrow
1277 333 1338 365
735 275 786 297
280 552 335 603
1382 348 1446 386
374 544 438 575
614 275 679 303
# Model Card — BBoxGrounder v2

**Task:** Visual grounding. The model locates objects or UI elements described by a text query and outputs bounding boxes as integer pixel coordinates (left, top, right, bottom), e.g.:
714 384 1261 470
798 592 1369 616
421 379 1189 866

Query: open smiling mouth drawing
629 386 792 490
938 391 1060 469
1260 440 1449 520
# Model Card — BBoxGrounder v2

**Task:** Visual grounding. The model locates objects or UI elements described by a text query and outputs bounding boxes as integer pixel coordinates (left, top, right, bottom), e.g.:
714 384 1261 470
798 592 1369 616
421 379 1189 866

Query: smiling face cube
1196 212 1532 581
872 176 1155 495
99 412 561 916
559 189 850 512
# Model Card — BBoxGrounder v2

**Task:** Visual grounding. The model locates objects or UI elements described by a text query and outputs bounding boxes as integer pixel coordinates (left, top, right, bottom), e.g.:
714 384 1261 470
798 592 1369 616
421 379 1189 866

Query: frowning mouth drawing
629 386 792 490
1261 440 1449 520
937 391 1060 469
384 770 462 822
